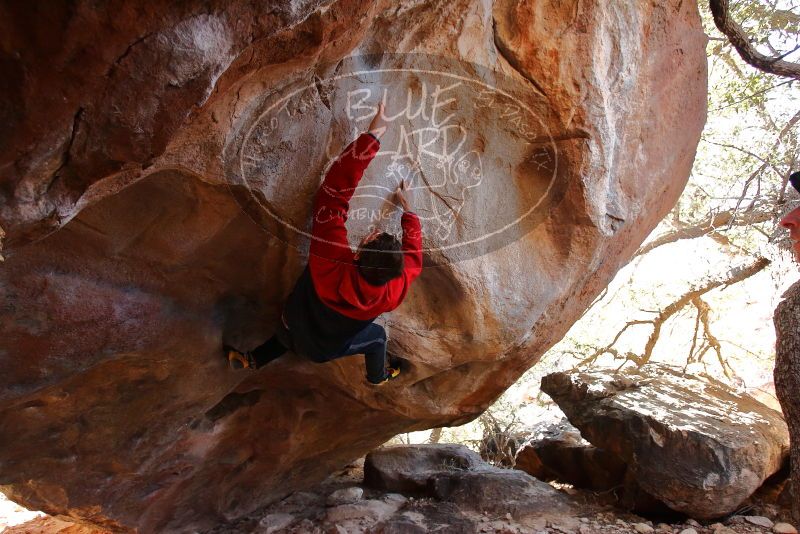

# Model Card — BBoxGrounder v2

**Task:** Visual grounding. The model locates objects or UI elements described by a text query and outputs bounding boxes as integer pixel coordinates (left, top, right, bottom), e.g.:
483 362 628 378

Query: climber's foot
387 353 408 373
368 366 400 386
224 345 256 370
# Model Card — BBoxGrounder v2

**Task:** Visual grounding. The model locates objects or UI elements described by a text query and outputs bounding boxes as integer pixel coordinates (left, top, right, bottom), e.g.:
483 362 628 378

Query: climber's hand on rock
394 180 411 212
368 101 387 140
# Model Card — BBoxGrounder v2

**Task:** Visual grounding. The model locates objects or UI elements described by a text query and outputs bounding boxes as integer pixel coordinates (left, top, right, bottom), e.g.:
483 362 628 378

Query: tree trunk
774 280 800 523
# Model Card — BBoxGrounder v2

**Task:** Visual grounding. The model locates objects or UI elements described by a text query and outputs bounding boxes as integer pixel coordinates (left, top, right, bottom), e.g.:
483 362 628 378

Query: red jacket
308 132 423 321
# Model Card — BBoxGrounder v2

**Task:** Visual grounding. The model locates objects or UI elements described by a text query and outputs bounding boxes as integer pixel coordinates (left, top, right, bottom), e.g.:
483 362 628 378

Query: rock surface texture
541 364 790 520
514 418 626 491
774 280 800 523
0 0 707 531
364 444 577 518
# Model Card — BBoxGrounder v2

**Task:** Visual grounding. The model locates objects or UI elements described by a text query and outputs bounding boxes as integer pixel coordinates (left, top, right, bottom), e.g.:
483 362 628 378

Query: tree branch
709 0 800 80
710 79 793 112
692 297 732 377
686 299 703 366
702 138 781 172
572 257 770 371
733 109 800 211
635 207 772 257
639 110 799 258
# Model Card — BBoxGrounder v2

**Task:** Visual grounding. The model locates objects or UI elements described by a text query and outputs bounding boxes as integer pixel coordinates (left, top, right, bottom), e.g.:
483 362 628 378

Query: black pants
253 322 389 384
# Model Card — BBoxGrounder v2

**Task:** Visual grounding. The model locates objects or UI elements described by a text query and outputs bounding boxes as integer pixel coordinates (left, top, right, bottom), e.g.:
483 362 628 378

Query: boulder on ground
364 444 576 518
375 501 476 534
514 417 627 490
325 498 399 523
541 364 790 519
364 444 485 495
745 465 792 511
326 487 364 506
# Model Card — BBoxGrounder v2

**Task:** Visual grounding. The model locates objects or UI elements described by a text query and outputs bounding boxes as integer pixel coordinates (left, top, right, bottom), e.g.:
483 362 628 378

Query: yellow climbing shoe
224 345 256 370
369 366 400 385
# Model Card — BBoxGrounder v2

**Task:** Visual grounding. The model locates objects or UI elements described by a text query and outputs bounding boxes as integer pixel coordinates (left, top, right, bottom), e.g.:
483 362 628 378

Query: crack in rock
491 16 548 98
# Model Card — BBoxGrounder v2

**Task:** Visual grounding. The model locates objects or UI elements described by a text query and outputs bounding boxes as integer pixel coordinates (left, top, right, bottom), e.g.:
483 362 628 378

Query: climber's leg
225 316 290 371
250 312 296 368
333 323 396 384
251 335 288 368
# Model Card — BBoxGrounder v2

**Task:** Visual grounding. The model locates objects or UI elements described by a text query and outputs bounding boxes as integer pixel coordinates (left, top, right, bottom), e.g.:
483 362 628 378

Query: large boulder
541 364 790 519
514 418 627 491
0 0 707 531
364 444 485 495
364 444 576 518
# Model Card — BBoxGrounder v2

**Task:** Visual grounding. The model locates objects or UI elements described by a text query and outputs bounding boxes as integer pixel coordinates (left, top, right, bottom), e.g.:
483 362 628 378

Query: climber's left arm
310 132 381 263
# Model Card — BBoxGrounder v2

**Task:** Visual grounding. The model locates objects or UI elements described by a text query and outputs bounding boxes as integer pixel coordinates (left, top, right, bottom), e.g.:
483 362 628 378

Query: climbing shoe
369 366 400 385
224 345 256 370
387 353 405 372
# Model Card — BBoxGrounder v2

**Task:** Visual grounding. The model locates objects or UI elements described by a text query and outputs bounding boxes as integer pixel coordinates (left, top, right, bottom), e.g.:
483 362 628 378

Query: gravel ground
1 462 794 534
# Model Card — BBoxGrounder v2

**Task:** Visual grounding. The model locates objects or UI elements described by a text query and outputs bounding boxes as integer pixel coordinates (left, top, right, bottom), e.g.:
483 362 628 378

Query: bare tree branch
692 297 732 377
733 109 800 210
686 299 703 366
775 43 800 62
639 110 799 258
478 406 521 467
635 207 773 257
572 258 770 371
710 0 800 80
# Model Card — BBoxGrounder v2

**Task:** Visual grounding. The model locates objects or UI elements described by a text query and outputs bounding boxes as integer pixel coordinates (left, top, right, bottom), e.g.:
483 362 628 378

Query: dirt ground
1 460 794 534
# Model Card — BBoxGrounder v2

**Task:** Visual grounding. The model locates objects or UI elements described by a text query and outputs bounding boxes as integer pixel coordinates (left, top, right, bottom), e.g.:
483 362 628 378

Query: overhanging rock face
0 0 707 531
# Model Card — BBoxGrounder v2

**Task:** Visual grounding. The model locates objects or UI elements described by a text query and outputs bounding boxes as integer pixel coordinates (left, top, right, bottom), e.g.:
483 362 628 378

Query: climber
224 102 423 385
